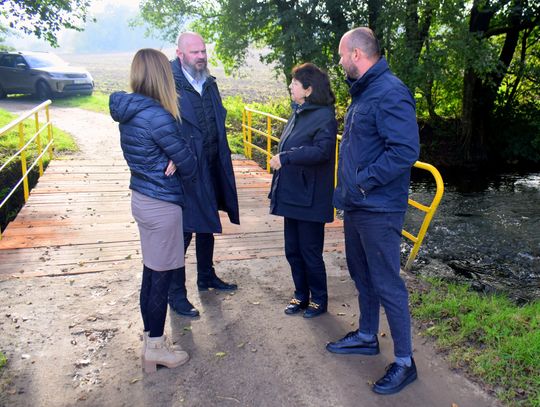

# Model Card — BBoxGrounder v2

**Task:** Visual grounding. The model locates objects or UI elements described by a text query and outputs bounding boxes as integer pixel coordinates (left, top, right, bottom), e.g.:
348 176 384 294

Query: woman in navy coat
110 49 197 373
269 63 337 318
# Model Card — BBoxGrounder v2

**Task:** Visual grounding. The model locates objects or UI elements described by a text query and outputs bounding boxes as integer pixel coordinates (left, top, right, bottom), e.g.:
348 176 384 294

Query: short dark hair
292 63 335 106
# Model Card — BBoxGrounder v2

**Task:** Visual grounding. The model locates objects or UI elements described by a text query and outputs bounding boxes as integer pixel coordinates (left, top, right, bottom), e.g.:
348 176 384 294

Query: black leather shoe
169 298 200 317
303 302 327 318
325 330 380 355
372 359 417 395
284 298 309 315
197 276 238 291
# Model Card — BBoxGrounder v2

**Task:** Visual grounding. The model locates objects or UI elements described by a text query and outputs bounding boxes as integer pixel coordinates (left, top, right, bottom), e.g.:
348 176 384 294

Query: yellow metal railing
0 100 54 239
242 106 444 270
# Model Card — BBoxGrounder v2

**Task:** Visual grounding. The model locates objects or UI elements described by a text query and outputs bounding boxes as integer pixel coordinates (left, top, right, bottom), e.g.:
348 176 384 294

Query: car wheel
36 81 52 101
0 84 6 99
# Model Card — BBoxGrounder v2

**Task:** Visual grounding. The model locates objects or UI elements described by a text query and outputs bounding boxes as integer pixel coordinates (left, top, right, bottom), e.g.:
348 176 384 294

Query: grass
52 91 110 114
410 278 540 406
0 108 78 159
53 91 293 156
223 95 291 155
0 352 6 369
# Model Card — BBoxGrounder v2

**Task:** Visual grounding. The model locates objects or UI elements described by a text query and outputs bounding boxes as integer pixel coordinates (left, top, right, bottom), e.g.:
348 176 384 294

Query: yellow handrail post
18 122 30 202
46 105 53 160
403 161 445 271
333 136 341 218
242 109 247 157
247 110 253 158
35 111 44 176
1 100 54 240
266 116 272 173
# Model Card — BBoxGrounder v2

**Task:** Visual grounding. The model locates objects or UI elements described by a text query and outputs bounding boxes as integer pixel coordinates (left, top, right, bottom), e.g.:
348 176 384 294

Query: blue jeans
344 210 412 358
284 217 328 305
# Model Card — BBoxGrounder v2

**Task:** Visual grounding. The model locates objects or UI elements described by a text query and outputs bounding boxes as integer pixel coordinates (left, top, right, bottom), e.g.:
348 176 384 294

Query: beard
344 63 360 80
181 57 210 81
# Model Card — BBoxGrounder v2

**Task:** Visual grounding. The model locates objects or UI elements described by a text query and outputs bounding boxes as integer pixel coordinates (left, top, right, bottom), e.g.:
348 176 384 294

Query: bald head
338 27 380 79
177 32 205 52
175 31 209 80
342 27 380 60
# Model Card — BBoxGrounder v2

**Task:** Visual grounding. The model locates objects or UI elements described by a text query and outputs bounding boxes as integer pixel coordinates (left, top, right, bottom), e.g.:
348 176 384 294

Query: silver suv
0 51 94 100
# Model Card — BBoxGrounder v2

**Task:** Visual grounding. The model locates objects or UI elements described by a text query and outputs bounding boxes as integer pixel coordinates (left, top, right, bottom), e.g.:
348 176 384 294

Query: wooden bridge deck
0 158 344 279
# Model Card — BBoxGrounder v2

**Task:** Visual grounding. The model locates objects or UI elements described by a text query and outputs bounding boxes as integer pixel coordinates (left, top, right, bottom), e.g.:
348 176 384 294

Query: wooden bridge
0 157 344 279
0 105 499 407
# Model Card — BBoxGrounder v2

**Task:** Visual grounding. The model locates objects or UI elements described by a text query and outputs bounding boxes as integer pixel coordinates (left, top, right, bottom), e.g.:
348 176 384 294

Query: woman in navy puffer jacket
110 49 197 373
269 63 337 319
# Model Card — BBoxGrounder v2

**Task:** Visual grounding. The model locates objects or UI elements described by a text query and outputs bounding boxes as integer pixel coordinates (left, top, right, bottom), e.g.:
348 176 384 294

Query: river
404 169 540 301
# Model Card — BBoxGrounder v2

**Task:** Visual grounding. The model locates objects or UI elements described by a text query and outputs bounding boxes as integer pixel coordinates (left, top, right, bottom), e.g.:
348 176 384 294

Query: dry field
61 48 289 103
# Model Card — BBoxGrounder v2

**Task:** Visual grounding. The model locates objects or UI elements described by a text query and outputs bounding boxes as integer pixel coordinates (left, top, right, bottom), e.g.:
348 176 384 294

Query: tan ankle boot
141 331 149 360
143 335 189 373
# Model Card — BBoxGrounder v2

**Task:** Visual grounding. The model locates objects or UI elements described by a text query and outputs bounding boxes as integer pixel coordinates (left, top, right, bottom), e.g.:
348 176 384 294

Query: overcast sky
4 0 165 53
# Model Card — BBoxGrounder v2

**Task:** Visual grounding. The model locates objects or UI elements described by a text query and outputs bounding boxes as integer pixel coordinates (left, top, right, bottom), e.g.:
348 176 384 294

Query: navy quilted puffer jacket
110 91 197 207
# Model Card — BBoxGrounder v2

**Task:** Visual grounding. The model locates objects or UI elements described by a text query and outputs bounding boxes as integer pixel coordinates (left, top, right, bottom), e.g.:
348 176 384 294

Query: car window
0 55 15 68
24 53 68 68
14 55 27 68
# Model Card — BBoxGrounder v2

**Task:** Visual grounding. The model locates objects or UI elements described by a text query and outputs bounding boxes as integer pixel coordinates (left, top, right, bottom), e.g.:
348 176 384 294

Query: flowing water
404 170 540 299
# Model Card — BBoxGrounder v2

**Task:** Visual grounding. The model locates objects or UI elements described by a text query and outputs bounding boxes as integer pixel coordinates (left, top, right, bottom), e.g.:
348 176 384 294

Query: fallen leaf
215 352 227 358
237 342 246 348
336 312 346 316
130 378 140 384
183 326 192 332
251 301 260 305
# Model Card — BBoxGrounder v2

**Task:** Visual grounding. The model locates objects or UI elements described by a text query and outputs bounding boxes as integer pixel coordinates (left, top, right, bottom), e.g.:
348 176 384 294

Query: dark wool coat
109 91 197 207
333 57 420 213
269 103 337 223
171 58 240 233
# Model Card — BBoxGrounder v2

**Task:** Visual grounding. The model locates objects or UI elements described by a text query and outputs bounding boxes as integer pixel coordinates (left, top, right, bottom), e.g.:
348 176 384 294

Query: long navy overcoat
171 58 240 233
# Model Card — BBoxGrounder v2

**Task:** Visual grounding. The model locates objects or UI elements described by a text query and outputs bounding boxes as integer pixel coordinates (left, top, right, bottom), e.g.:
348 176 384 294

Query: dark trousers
140 265 173 337
284 217 327 305
343 210 412 358
184 232 215 280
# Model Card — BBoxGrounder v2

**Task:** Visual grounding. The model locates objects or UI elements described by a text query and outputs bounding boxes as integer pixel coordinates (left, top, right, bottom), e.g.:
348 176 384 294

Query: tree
460 0 539 159
0 0 93 47
140 0 540 165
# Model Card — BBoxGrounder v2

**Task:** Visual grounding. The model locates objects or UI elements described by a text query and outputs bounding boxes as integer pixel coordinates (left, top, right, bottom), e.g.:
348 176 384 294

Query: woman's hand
165 160 177 176
269 154 282 170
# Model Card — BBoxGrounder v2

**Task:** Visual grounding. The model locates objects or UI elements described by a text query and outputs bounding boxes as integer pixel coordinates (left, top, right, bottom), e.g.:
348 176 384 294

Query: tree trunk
461 0 523 160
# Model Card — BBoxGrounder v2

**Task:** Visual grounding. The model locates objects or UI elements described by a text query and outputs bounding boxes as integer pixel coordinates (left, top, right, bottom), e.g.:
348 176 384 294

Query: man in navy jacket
168 32 240 317
326 27 420 395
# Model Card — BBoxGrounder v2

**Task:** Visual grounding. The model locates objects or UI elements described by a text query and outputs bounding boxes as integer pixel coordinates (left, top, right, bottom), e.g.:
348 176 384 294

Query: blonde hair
130 48 180 120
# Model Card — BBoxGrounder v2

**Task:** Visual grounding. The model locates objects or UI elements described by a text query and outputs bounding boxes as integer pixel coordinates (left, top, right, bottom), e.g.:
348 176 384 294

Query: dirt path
0 100 501 407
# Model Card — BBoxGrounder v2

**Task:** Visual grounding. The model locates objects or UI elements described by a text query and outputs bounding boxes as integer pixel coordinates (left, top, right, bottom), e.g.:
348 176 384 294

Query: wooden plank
0 158 344 278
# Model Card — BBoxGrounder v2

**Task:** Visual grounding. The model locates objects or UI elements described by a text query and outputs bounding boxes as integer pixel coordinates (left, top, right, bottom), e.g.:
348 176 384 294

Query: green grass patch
410 279 540 406
0 108 78 160
0 351 6 369
52 91 110 114
223 95 291 156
